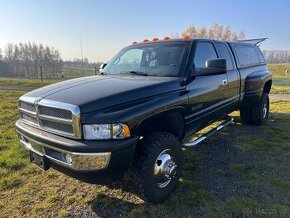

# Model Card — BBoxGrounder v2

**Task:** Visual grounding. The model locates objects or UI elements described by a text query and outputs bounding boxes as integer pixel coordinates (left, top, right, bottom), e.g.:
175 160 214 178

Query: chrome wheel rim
262 99 268 119
154 149 177 188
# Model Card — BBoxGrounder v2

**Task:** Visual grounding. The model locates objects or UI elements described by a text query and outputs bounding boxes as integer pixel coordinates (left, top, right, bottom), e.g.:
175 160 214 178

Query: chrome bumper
18 132 111 171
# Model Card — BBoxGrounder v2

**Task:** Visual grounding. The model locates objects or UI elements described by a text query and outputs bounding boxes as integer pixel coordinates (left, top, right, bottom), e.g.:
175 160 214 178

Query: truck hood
24 75 183 113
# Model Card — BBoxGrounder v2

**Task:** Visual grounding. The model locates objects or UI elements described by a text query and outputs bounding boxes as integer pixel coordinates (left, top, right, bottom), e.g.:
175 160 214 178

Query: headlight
83 124 131 140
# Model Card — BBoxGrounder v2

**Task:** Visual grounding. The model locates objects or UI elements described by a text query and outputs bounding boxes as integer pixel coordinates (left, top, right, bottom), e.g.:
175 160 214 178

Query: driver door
185 41 229 133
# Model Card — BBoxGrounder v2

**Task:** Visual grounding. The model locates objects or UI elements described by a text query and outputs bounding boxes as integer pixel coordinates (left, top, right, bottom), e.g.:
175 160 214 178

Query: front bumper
16 120 138 174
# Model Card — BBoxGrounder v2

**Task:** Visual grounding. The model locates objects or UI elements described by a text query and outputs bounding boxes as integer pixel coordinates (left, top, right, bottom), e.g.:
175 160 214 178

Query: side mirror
99 63 107 73
192 59 227 76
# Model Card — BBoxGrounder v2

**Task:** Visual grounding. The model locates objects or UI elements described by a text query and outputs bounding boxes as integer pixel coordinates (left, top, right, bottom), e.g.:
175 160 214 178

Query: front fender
81 90 188 137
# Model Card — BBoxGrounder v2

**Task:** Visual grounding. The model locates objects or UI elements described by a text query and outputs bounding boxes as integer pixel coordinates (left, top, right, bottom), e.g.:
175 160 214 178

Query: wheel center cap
165 161 177 178
154 149 178 188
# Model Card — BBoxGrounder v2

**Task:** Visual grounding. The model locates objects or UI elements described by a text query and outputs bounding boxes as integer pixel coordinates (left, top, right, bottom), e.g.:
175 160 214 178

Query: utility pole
40 66 43 82
80 36 85 74
80 37 84 62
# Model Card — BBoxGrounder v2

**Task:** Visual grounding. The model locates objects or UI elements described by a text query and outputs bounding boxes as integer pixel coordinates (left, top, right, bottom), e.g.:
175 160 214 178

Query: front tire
134 132 183 203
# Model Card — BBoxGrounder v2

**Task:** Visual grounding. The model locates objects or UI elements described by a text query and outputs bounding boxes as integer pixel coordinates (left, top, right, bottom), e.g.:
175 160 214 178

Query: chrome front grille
38 106 72 120
18 96 81 139
19 101 36 113
21 113 38 124
41 119 74 134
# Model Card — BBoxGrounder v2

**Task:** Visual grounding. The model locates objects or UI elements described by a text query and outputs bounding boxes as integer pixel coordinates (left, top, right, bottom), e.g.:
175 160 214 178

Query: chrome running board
183 116 234 148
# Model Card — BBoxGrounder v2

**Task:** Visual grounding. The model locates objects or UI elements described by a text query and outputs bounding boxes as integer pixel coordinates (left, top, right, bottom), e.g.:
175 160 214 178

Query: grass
0 94 290 216
271 178 290 190
213 168 226 176
231 163 247 173
0 77 58 88
268 63 290 94
233 100 290 158
248 173 260 184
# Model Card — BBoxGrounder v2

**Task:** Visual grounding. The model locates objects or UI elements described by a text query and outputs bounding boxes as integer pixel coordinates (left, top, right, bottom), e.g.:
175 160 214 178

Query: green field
1 63 290 94
268 63 290 94
0 90 289 217
0 77 58 88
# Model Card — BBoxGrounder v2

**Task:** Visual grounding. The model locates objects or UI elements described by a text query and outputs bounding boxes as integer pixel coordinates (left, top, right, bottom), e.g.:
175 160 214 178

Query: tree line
173 23 246 41
0 42 63 78
262 50 290 64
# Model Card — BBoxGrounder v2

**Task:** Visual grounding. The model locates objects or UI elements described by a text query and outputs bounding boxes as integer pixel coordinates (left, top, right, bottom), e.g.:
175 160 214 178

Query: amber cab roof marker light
163 36 170 40
143 39 149 43
132 41 138 45
152 37 159 42
182 34 190 39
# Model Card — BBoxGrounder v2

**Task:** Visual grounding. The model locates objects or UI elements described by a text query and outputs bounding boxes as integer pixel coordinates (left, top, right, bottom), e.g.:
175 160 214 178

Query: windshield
103 42 188 77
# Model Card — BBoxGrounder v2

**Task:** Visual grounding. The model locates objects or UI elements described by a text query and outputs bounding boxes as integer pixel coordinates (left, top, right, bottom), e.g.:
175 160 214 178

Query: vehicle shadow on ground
89 112 290 216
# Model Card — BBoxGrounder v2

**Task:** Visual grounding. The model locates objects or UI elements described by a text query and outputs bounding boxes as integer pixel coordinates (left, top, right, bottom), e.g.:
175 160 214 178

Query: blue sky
0 0 289 62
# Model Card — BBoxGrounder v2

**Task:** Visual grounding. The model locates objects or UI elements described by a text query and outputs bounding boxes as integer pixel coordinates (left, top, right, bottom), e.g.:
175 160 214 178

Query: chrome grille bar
38 114 72 124
19 107 37 116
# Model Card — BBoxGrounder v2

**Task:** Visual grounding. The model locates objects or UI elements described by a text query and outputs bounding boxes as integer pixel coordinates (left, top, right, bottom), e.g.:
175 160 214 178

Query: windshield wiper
121 71 149 76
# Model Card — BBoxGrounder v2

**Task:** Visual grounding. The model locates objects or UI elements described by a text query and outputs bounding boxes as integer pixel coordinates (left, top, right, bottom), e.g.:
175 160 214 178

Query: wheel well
263 80 272 93
138 112 185 140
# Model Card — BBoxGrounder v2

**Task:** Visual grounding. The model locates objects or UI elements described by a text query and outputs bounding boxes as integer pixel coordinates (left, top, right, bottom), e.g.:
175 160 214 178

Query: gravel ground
195 121 290 208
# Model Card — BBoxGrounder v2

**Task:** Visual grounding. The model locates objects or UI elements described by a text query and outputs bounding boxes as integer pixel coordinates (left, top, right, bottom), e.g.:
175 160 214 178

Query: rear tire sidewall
259 93 269 125
240 107 251 124
251 93 269 125
261 93 269 124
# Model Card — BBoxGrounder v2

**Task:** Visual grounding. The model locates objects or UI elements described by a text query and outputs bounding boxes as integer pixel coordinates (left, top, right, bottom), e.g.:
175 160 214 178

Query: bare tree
177 22 246 41
1 42 63 78
263 50 290 63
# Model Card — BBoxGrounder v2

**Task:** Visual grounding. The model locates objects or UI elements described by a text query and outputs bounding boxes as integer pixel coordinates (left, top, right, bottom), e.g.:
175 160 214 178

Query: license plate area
30 151 50 170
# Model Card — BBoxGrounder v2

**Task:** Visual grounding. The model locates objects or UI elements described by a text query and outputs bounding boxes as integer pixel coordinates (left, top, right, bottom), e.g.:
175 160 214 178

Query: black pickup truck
16 37 272 203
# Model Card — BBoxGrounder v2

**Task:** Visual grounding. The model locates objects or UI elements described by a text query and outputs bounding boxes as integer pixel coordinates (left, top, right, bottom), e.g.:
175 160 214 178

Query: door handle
222 79 228 85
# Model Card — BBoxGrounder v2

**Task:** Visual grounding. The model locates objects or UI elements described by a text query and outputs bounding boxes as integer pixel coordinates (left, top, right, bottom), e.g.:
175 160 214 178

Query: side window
194 42 217 68
215 43 234 70
248 45 260 65
235 44 260 66
254 46 265 63
235 45 249 66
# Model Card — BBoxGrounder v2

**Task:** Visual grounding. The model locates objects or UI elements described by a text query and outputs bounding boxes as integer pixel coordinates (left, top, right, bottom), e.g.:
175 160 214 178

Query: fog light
65 154 73 164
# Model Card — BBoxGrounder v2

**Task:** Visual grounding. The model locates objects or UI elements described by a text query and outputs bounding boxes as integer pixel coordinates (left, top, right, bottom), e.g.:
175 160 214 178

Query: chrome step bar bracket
183 116 234 148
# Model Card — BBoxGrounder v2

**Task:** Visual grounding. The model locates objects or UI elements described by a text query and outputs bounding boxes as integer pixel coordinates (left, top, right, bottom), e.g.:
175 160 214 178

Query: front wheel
134 132 183 203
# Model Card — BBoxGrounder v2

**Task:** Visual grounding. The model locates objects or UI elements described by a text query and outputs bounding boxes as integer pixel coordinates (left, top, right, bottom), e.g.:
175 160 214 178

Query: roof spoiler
237 38 268 46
